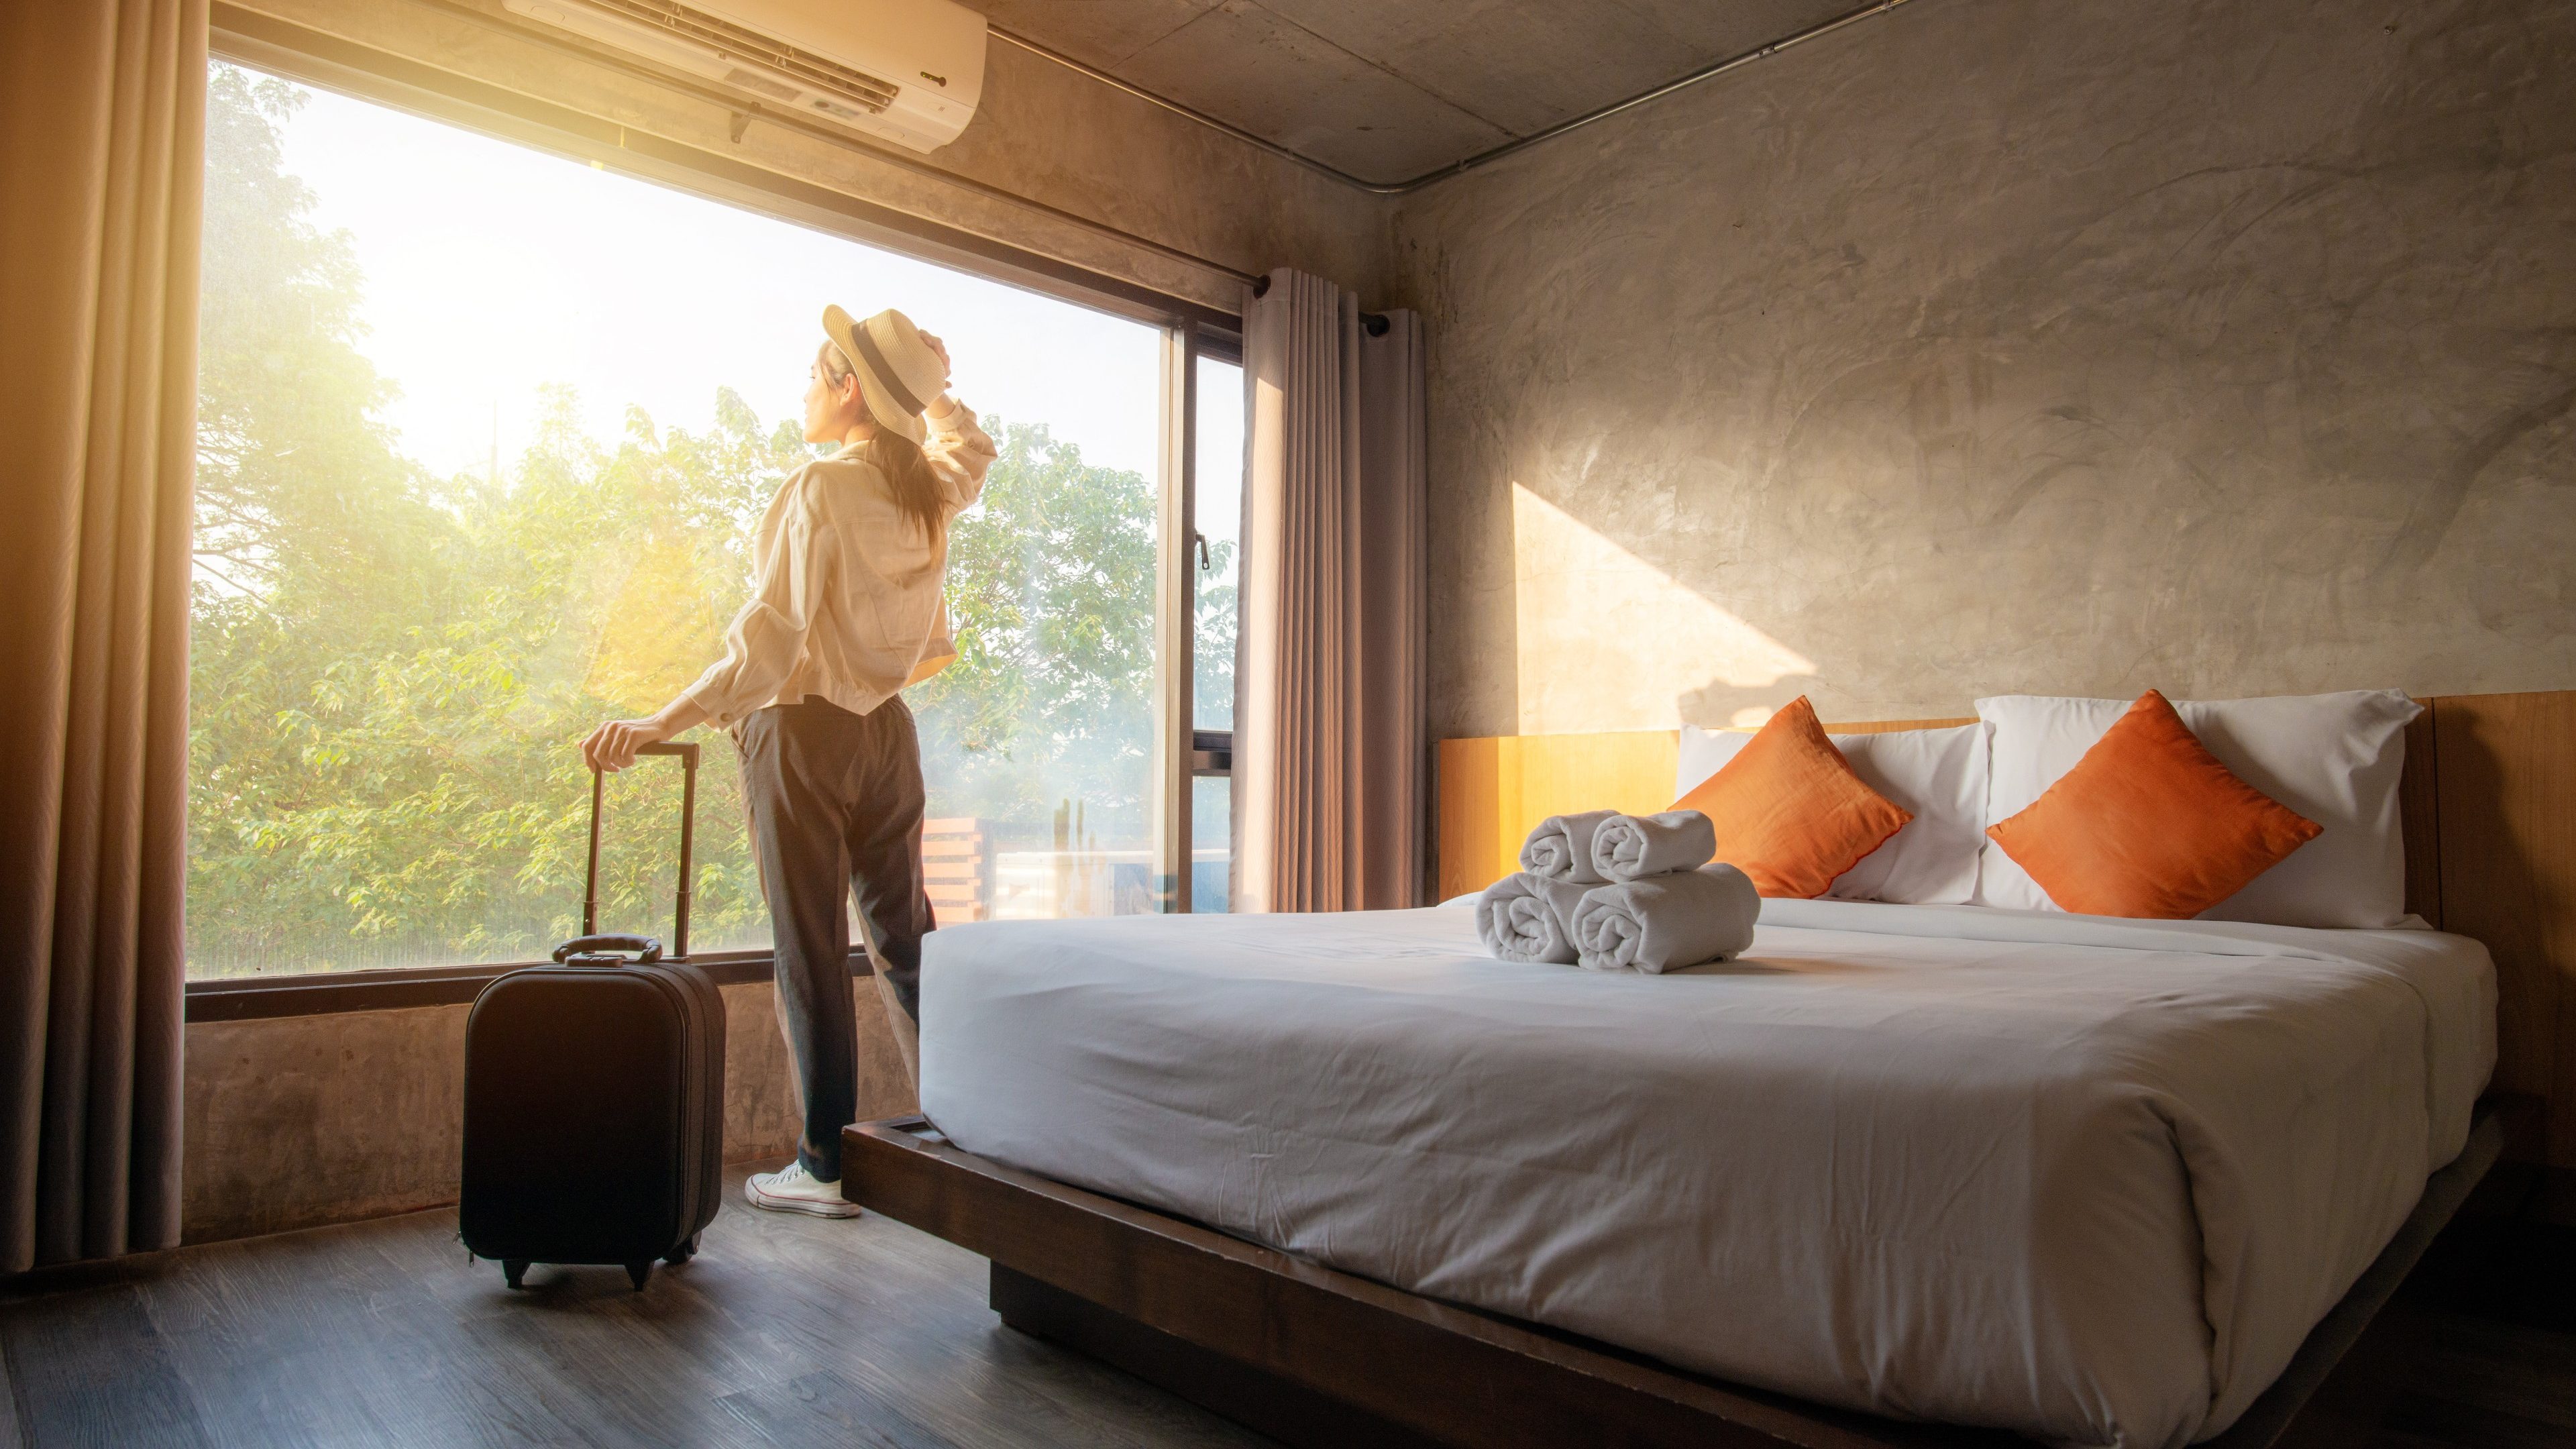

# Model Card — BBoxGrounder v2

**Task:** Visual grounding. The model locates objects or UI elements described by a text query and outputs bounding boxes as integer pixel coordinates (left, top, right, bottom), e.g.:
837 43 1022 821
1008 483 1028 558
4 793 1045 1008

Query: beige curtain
0 0 205 1273
1236 269 1427 913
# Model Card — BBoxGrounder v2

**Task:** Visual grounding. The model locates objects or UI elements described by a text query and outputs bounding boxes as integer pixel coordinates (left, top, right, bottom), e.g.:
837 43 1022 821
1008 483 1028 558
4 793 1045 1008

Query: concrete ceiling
969 0 1868 184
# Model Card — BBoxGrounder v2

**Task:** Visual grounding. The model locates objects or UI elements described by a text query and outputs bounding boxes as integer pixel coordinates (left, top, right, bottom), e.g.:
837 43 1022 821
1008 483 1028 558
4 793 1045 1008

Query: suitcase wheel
503 1260 529 1290
626 1260 653 1291
665 1232 701 1267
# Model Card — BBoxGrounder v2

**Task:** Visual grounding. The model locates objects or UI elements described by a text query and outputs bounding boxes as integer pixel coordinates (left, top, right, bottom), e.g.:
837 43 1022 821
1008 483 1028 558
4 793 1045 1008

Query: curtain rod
990 0 1919 197
1248 274 1388 334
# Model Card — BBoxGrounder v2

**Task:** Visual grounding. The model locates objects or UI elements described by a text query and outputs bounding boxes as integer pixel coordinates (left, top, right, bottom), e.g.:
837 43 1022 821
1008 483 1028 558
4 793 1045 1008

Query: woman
582 305 995 1218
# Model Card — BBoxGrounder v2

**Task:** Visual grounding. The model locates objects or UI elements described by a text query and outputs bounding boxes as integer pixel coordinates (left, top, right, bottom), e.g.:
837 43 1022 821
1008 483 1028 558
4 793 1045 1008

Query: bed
844 691 2573 1448
902 898 2493 1449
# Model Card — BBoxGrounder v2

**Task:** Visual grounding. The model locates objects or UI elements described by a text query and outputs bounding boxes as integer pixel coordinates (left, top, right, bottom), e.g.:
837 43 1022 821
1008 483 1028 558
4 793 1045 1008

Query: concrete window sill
184 951 871 1022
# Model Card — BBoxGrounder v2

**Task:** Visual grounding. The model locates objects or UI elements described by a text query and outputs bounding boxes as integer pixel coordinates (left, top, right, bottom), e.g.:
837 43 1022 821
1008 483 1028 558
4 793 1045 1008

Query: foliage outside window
189 65 1219 978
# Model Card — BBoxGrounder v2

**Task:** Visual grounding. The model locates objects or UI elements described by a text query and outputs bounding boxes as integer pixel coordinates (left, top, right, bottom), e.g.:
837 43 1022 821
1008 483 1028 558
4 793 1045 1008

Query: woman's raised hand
918 330 951 392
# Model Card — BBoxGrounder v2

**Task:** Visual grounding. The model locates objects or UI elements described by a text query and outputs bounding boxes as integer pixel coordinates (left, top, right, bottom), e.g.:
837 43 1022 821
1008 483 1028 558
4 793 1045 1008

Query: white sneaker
745 1161 861 1218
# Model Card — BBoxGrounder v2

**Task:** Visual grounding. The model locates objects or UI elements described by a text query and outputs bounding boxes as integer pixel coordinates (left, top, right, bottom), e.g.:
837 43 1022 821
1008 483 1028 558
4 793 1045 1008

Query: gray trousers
737 697 931 1181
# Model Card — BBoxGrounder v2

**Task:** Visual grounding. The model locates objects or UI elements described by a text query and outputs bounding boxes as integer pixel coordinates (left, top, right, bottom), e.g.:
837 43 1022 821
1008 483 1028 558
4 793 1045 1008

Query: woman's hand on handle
581 718 666 774
582 696 710 773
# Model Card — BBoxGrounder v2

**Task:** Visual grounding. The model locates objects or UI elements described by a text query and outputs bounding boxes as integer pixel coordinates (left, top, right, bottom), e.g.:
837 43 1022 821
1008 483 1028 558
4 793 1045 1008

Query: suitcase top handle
553 934 664 965
584 741 699 959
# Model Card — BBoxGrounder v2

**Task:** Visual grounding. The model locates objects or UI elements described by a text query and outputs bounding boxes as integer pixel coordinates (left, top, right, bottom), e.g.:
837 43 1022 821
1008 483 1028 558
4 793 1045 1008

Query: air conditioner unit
501 0 986 153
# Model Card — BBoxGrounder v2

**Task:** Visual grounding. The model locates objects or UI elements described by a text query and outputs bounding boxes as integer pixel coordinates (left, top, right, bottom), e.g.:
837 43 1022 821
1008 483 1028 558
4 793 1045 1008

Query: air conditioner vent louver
720 66 799 102
502 0 984 153
580 0 900 113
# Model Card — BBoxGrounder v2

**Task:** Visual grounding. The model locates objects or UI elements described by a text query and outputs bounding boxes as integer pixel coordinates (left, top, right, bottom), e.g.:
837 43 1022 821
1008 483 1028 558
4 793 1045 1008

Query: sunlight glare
1511 482 1815 734
268 74 1161 482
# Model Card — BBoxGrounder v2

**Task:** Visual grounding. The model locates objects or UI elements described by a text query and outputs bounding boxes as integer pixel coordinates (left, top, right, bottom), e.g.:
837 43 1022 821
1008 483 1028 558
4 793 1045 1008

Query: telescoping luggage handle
556 741 698 965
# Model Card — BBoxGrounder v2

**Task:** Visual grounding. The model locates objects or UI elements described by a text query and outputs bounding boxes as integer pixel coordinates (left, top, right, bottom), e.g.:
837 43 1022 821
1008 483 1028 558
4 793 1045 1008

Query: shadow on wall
1414 0 2576 737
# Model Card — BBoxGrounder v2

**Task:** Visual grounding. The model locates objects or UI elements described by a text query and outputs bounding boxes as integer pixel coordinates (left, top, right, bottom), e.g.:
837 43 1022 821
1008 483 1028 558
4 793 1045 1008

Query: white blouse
681 396 998 729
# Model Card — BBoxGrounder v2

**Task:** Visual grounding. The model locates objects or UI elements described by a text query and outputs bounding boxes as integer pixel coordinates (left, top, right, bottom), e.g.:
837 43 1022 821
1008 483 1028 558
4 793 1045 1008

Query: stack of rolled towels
1474 809 1759 973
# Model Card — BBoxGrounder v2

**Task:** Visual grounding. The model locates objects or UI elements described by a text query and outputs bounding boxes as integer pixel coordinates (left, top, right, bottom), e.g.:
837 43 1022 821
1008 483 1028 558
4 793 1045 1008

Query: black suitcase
461 741 725 1291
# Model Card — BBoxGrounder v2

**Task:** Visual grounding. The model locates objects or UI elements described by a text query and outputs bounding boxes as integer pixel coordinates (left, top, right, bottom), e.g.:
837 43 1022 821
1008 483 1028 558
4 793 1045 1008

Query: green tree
912 419 1159 837
187 62 1168 975
217 395 801 967
190 65 464 969
1193 538 1237 731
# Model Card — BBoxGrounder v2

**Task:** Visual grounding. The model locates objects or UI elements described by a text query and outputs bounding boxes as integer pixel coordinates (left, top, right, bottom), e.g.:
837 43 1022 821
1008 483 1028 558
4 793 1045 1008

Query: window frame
1151 325 1199 912
1185 340 1244 801
188 9 1243 1016
1150 331 1250 914
1180 340 1243 914
208 5 1242 337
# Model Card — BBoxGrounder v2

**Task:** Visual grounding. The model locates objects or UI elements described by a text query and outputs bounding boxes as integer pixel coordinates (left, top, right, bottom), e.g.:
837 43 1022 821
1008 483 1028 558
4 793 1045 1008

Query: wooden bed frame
846 1108 2500 1448
841 688 2573 1447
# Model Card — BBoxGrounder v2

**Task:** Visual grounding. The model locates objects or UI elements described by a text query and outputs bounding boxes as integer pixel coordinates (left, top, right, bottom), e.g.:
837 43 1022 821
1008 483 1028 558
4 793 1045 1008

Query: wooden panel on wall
2432 692 2576 1164
1434 719 1978 900
1821 717 1978 735
2402 706 2444 928
1434 732 1680 900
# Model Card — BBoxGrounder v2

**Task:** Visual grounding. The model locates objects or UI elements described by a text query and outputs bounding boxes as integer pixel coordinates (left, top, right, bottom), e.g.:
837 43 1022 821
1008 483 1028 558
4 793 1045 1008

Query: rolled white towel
1589 810 1717 882
1519 808 1619 883
1474 872 1592 965
1570 863 1760 973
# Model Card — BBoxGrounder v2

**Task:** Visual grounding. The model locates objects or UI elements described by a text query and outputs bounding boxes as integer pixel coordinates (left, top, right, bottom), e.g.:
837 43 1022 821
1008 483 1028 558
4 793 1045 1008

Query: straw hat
821 304 944 445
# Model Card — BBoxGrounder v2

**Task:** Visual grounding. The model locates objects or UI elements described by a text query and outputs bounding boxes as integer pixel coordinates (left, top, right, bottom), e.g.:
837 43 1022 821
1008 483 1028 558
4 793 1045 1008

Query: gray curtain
1 0 204 1272
1235 269 1427 913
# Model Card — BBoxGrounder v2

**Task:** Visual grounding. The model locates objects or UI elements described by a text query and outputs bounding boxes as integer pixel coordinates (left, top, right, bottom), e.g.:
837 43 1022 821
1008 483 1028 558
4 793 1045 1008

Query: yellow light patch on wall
1510 482 1815 735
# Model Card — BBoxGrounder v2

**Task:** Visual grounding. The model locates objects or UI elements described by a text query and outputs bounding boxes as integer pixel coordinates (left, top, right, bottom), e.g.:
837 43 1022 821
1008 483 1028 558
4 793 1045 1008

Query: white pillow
1975 690 2422 928
1677 724 1988 904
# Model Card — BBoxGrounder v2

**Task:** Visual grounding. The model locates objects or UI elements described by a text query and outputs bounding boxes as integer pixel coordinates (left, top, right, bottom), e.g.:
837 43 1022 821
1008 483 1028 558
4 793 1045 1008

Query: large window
189 62 1208 979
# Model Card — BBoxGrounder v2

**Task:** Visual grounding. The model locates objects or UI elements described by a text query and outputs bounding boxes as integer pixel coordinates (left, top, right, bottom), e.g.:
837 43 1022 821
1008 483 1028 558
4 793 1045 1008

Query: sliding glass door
1189 353 1245 912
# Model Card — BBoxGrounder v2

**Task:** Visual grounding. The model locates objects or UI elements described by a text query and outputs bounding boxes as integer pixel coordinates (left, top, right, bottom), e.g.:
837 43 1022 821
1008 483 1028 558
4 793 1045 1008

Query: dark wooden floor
5 1162 2574 1448
0 1162 1272 1449
2375 1197 2576 1449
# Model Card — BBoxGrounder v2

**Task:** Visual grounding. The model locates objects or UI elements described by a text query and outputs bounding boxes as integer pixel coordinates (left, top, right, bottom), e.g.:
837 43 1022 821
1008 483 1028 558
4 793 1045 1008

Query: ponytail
819 341 946 549
859 430 947 551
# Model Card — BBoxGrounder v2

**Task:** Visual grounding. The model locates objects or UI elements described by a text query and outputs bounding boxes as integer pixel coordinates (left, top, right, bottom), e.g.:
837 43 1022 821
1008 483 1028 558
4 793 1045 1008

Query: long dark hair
821 341 945 549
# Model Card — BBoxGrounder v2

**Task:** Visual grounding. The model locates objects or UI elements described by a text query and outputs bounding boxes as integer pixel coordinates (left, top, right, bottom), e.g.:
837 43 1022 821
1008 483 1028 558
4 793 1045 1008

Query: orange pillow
1986 690 2322 918
1670 696 1912 898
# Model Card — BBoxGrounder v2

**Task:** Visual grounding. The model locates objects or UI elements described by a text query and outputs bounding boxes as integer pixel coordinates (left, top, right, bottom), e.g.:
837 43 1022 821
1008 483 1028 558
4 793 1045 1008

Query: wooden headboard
1435 691 2576 1167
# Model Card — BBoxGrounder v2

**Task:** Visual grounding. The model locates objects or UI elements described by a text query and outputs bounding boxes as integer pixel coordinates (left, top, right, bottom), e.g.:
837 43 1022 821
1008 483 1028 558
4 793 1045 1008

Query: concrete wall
182 982 915 1244
1391 0 2576 737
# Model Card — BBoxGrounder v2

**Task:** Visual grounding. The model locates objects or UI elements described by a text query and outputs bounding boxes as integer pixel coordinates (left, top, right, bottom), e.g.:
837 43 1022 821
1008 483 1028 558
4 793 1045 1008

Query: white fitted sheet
917 899 2495 1448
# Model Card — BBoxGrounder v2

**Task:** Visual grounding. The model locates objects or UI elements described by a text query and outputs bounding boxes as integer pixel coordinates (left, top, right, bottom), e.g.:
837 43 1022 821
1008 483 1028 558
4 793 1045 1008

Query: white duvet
917 899 2495 1448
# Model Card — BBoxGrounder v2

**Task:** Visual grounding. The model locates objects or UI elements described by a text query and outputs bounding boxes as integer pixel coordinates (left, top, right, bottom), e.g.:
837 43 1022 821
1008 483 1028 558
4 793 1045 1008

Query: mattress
916 898 2495 1449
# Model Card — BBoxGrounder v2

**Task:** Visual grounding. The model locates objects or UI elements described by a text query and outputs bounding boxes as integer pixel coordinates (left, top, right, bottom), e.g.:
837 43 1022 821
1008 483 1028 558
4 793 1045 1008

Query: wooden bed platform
844 1103 2504 1449
839 688 2567 1446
